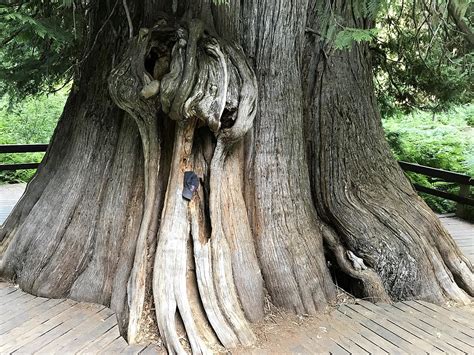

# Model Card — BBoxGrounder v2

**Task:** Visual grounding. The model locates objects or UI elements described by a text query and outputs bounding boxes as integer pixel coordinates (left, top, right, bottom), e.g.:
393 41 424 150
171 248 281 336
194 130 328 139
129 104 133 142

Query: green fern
334 28 379 49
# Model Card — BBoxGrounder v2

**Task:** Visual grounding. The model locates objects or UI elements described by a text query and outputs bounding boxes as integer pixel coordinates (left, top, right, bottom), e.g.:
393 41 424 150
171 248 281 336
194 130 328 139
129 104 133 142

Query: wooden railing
399 161 473 218
0 145 472 211
0 144 48 171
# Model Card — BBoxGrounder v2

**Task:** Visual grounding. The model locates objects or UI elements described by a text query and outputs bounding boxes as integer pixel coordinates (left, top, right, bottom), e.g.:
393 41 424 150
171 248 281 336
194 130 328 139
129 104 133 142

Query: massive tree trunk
1 0 472 353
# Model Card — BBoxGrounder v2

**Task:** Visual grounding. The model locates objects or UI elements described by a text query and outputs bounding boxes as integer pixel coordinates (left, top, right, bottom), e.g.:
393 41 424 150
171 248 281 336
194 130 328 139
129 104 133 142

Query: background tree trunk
0 0 472 352
303 0 473 303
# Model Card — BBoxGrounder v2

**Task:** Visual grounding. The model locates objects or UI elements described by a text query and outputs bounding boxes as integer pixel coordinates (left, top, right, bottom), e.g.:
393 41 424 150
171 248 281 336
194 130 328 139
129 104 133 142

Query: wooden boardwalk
0 282 161 354
246 299 474 355
0 281 473 354
438 214 474 262
0 183 25 225
0 184 473 354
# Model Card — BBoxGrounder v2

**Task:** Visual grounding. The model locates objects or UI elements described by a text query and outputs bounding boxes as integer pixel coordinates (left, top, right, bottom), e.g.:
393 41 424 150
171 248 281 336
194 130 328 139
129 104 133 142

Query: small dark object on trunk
182 171 199 200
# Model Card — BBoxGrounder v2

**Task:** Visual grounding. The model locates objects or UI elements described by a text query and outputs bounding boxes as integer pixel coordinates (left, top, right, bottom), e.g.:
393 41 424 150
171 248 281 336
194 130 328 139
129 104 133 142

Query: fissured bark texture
0 0 472 352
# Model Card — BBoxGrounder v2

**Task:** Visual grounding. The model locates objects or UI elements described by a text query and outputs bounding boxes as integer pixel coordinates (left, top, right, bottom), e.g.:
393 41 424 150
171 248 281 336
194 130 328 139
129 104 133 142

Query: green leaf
334 28 379 49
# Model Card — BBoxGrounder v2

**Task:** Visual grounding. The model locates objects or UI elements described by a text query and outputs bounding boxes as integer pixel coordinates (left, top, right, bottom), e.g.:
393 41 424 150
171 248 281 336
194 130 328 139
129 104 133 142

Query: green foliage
334 28 379 49
0 90 67 183
383 104 474 213
319 0 387 48
373 0 473 116
0 0 82 100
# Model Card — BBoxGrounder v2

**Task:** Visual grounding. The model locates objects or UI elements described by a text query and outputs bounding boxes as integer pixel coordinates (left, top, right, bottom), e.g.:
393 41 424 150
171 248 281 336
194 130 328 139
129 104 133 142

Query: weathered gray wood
120 342 149 354
377 302 465 354
338 305 411 353
13 308 95 354
101 335 130 353
341 304 424 354
139 343 166 355
439 216 474 263
303 333 349 355
36 306 110 353
0 288 22 305
0 295 49 321
312 315 373 354
0 283 18 296
401 301 474 347
1 272 474 355
78 325 123 353
0 293 30 313
0 298 70 335
392 302 472 353
0 302 87 353
356 300 446 353
334 308 403 354
415 300 474 331
65 313 119 353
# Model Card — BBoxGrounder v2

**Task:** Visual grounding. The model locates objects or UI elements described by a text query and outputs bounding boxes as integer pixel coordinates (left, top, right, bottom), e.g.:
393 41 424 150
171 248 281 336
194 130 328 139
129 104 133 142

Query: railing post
456 184 472 219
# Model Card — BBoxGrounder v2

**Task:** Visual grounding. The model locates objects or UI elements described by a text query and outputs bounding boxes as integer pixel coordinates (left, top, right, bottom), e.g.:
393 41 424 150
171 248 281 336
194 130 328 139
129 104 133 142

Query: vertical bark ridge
208 140 256 346
303 1 472 303
108 28 165 342
0 86 145 321
221 143 264 322
242 0 337 314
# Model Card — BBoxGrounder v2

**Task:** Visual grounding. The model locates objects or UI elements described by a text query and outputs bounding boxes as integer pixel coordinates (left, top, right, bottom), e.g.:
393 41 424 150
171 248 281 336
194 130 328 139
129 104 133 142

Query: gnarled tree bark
0 0 472 353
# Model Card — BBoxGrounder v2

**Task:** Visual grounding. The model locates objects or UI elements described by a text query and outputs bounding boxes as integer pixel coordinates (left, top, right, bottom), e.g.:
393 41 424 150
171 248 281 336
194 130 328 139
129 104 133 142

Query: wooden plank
413 184 474 205
78 324 122 353
0 295 49 322
403 301 474 337
0 144 48 153
101 335 130 353
0 301 86 353
0 289 22 305
303 333 349 355
287 344 313 354
334 308 403 354
399 161 473 185
13 306 96 354
0 291 36 310
341 304 425 354
393 302 473 353
121 342 149 355
0 163 41 171
0 298 69 335
306 332 354 355
356 300 447 353
36 306 110 353
0 284 18 296
139 343 166 355
64 312 118 353
313 315 377 354
415 300 474 331
377 303 465 354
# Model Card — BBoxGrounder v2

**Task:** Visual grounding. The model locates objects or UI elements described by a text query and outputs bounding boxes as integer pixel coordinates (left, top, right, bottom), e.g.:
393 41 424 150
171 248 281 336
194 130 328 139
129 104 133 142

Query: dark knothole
323 242 365 299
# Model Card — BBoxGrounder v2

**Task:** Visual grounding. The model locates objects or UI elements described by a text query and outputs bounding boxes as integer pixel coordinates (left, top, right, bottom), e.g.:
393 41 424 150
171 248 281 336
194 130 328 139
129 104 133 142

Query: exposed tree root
321 224 391 303
3 3 472 355
109 30 164 342
153 120 213 355
110 16 259 351
302 25 473 305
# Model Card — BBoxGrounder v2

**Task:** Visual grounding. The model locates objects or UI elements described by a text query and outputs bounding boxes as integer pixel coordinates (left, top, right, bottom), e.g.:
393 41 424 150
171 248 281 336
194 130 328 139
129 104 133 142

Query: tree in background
0 0 472 353
372 0 473 115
